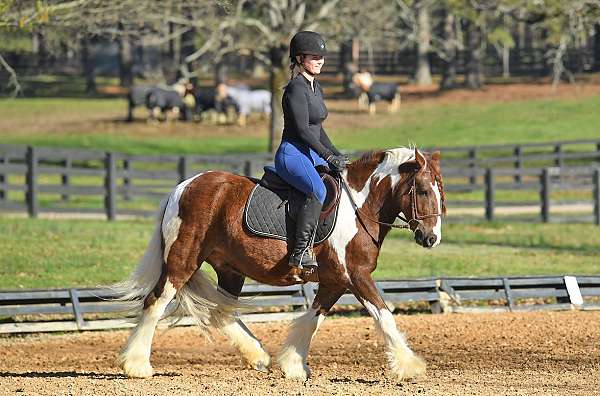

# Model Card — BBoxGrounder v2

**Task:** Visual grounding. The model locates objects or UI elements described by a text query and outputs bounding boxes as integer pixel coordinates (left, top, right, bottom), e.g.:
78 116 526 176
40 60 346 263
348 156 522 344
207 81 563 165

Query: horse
112 147 445 381
126 81 190 123
352 72 401 115
187 85 239 124
216 83 271 126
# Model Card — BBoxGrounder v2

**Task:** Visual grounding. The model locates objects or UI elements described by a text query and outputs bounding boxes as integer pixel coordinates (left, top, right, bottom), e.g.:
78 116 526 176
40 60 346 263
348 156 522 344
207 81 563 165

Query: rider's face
300 54 324 75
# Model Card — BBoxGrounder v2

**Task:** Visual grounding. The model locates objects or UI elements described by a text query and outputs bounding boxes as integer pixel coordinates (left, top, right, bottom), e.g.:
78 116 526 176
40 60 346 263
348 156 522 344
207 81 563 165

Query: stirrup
288 247 318 269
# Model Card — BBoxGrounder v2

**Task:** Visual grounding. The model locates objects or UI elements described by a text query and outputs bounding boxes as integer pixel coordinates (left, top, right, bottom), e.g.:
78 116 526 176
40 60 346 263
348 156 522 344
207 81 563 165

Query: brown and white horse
113 147 445 381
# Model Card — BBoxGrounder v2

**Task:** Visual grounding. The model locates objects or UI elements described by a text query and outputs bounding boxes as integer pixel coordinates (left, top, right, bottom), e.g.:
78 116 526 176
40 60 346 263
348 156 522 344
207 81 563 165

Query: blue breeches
274 141 327 204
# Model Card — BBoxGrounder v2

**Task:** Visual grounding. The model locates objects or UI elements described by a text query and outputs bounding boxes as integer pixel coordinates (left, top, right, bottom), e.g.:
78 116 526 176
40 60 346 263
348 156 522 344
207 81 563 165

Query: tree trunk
594 24 600 72
501 13 510 78
180 25 196 68
215 61 227 84
502 46 510 78
268 45 287 153
81 35 96 94
118 23 134 88
440 11 457 90
32 30 48 73
168 21 177 63
340 39 359 96
464 19 483 90
415 1 432 86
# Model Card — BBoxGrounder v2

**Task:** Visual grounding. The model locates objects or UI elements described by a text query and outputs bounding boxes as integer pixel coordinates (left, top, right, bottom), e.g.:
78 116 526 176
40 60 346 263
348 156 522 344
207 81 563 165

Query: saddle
244 165 341 245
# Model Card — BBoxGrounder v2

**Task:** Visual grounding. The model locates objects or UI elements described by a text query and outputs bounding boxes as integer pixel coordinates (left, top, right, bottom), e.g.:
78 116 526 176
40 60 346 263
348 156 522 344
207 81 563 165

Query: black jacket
281 74 341 159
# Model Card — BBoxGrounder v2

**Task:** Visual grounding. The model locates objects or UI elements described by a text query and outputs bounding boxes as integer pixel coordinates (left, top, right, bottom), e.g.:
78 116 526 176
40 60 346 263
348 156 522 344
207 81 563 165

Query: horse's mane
428 160 447 215
351 150 386 167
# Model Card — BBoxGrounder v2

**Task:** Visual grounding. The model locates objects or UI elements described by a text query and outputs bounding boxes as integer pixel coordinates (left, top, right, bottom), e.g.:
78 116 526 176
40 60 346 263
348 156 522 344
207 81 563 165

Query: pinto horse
113 147 446 381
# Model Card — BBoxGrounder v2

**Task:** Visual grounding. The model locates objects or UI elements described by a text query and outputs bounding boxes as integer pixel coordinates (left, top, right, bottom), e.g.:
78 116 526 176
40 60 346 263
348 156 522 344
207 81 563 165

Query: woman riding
275 31 348 270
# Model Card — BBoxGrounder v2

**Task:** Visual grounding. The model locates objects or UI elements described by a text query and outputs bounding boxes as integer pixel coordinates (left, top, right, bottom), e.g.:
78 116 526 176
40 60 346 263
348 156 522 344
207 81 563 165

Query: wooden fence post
513 146 522 183
0 154 6 201
468 149 477 185
104 152 116 220
540 168 550 223
554 144 563 168
122 159 131 201
26 146 39 218
594 168 600 226
178 156 188 183
244 160 253 177
485 168 494 221
61 155 71 201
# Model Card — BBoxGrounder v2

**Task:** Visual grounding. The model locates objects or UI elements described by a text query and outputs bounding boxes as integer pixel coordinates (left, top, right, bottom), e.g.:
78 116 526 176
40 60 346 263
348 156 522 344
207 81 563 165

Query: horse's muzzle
414 228 437 248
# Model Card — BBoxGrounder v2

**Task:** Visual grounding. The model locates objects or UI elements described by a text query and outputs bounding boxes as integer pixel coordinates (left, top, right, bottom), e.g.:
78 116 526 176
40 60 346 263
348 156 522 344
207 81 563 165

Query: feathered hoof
278 350 310 381
248 350 272 373
119 356 154 379
390 352 426 381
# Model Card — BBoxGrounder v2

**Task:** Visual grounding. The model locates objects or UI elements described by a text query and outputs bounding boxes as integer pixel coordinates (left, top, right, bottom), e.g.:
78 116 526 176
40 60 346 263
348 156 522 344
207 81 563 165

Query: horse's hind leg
117 272 177 378
213 268 271 372
278 284 346 380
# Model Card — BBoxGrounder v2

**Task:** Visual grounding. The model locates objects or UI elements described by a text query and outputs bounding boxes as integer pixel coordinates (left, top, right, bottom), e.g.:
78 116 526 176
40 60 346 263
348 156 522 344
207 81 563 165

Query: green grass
2 93 600 154
1 216 598 289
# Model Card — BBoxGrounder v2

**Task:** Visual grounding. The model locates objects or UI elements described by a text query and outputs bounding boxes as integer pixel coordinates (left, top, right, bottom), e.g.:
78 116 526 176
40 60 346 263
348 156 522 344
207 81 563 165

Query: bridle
339 168 443 241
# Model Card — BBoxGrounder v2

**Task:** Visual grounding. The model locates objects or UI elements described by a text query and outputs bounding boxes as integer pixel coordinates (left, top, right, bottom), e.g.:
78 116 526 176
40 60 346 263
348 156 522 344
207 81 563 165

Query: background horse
216 83 271 126
352 72 401 115
112 147 445 381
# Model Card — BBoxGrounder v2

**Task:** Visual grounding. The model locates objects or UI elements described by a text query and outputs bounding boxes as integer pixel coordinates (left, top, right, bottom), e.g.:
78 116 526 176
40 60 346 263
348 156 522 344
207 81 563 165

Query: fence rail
0 275 598 334
1 140 600 223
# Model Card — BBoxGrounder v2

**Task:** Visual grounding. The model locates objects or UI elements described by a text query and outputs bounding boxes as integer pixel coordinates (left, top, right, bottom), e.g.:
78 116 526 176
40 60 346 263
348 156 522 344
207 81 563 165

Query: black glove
327 154 348 172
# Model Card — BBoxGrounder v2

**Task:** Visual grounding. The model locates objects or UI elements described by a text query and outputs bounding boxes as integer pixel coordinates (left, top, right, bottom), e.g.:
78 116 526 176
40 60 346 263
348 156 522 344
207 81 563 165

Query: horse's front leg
349 270 425 381
277 284 346 380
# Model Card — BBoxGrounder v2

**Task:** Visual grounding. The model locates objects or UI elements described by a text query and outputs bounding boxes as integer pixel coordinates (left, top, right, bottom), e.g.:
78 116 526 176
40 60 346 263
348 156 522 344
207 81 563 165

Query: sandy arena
0 310 598 395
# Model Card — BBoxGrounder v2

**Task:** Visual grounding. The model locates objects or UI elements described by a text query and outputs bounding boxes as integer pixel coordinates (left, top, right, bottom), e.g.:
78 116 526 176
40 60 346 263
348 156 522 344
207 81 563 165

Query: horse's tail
109 176 248 332
106 197 168 310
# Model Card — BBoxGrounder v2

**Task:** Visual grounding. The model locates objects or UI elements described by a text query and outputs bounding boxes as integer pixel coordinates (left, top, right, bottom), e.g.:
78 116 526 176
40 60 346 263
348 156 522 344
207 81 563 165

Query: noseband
340 168 443 239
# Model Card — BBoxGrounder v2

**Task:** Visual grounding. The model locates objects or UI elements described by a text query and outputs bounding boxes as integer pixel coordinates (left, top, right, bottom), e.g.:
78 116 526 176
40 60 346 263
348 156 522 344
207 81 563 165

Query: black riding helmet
289 31 326 58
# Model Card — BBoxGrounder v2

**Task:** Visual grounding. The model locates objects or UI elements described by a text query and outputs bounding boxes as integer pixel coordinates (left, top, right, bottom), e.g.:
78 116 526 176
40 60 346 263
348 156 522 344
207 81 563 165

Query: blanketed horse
113 147 445 381
352 72 401 115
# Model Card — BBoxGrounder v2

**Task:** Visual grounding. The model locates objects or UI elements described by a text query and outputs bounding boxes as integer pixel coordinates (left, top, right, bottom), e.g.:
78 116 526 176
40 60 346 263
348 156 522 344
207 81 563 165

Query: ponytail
289 56 303 80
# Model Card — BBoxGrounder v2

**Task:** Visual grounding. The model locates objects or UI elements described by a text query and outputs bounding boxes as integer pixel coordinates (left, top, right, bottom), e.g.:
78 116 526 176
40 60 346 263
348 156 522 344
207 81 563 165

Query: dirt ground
0 310 598 395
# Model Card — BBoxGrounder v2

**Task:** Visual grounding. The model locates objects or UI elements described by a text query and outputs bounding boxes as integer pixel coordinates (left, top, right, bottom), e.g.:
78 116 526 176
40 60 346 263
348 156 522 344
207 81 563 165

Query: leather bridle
340 168 443 237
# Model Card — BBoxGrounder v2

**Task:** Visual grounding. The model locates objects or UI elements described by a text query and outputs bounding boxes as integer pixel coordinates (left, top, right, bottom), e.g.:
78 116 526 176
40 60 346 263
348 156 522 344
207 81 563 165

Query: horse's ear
432 150 441 162
415 149 427 169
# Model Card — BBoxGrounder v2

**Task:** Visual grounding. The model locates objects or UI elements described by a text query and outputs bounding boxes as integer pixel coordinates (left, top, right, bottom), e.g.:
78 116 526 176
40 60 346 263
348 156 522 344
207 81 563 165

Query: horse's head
346 148 445 249
395 149 445 248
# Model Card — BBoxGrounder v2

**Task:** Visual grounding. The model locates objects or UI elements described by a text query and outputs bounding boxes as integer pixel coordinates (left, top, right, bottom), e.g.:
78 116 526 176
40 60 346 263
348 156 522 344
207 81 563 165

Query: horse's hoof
253 361 270 373
389 351 426 381
121 360 154 378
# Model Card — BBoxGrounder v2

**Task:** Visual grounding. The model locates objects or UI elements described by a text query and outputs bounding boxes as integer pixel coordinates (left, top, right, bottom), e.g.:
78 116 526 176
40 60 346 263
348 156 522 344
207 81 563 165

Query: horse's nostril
425 235 437 247
414 229 423 243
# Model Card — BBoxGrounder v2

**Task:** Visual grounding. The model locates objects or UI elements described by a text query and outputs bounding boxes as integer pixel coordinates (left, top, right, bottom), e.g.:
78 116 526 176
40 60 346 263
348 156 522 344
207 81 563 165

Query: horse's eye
417 190 428 196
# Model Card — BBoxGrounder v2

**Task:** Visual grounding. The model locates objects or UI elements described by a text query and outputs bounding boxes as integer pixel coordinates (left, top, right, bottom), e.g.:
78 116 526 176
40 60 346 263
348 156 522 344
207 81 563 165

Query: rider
275 31 348 270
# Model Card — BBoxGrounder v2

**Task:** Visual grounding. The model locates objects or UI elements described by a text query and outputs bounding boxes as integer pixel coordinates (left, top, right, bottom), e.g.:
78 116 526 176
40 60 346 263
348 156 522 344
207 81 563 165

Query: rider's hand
327 154 348 172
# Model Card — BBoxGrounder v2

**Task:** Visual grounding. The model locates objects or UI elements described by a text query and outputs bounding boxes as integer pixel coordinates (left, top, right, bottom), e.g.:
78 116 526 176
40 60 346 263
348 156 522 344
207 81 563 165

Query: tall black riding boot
289 193 323 269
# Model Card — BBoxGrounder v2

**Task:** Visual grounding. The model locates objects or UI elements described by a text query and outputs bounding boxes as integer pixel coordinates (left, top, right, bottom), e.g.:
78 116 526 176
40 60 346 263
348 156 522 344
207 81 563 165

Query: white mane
373 147 417 186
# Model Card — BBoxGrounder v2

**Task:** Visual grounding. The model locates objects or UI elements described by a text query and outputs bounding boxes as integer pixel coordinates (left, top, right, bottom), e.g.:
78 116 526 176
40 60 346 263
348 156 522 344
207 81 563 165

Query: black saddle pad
244 179 340 245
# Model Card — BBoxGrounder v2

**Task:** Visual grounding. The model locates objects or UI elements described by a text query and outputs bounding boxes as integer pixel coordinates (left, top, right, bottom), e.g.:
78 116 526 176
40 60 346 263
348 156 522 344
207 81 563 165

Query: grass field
3 78 600 155
1 216 598 289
